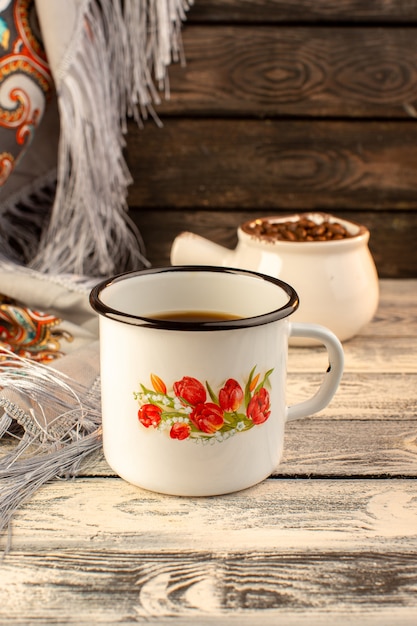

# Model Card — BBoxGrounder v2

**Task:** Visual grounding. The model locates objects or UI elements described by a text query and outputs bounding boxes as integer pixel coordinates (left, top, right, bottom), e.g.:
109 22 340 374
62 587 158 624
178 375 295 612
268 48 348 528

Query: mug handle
286 323 344 422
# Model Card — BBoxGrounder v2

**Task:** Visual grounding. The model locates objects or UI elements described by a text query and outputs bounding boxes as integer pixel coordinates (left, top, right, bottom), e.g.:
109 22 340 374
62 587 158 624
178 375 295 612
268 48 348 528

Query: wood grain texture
2 479 417 623
69 417 417 478
7 478 417 550
188 0 417 23
1 551 416 625
161 26 417 118
126 119 417 210
130 208 417 278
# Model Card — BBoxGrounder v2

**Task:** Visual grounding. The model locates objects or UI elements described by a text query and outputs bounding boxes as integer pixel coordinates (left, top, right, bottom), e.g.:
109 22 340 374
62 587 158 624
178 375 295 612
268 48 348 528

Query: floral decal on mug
133 366 273 443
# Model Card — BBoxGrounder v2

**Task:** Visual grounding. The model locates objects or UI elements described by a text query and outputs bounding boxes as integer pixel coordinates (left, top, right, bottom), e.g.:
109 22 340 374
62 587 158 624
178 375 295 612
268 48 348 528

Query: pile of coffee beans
243 215 353 242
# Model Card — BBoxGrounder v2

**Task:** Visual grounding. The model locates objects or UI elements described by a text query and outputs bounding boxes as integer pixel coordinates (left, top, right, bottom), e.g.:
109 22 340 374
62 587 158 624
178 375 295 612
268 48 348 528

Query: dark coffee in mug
150 310 241 323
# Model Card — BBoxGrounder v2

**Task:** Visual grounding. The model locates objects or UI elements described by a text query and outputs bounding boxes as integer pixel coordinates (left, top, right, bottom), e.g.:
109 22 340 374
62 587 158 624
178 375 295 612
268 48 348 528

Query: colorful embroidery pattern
0 0 53 185
0 294 73 362
134 367 273 443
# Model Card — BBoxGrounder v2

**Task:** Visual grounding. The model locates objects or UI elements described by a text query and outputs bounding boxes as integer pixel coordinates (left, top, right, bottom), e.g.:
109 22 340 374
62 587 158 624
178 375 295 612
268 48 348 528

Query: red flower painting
133 366 273 442
190 402 224 434
138 404 163 428
170 422 192 440
173 376 207 406
246 388 271 425
219 378 243 412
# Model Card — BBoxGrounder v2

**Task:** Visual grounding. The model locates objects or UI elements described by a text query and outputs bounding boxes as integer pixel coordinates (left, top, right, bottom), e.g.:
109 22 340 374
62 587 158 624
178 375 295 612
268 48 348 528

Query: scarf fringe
0 347 102 542
29 0 191 276
0 171 57 264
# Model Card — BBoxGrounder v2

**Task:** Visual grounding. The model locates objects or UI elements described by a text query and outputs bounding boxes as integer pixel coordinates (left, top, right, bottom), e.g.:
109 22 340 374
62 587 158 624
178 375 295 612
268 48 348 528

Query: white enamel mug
90 266 344 496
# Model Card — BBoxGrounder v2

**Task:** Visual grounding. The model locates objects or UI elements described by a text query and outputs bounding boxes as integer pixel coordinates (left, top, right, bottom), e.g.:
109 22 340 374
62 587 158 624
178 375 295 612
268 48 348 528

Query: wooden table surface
1 279 416 625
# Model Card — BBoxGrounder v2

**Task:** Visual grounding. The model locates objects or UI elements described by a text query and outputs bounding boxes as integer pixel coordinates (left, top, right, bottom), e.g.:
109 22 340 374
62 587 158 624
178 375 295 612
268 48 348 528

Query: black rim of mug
89 266 300 331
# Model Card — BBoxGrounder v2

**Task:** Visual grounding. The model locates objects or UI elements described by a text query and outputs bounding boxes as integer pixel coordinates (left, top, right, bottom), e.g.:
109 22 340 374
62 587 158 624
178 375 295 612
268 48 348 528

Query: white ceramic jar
171 213 379 343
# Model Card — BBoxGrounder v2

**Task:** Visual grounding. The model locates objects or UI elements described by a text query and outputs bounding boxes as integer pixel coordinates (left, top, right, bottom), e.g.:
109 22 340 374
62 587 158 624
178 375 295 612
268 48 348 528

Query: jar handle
286 323 344 422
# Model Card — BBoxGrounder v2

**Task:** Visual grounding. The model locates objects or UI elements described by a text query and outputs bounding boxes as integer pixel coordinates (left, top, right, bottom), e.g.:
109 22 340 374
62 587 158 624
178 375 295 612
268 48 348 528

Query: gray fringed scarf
0 0 191 547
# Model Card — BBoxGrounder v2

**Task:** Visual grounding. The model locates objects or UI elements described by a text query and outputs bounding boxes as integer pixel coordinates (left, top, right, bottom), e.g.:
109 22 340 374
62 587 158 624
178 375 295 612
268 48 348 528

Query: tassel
0 347 102 542
30 0 192 277
0 171 57 265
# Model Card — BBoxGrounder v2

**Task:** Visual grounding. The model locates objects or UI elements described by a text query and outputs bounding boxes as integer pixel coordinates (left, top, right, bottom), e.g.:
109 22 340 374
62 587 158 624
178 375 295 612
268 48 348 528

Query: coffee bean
284 230 297 241
243 215 353 242
311 224 326 237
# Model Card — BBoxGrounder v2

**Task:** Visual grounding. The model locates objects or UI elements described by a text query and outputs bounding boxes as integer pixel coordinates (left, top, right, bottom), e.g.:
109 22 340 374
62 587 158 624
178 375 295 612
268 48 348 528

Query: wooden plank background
126 0 417 277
